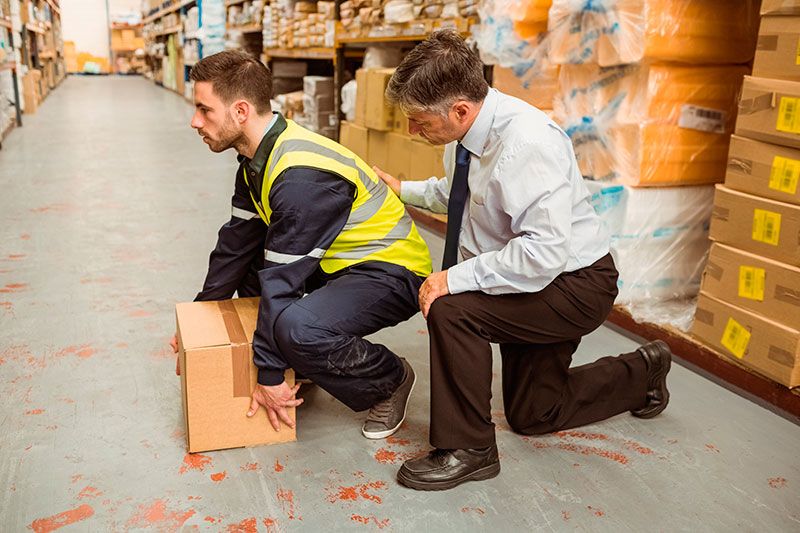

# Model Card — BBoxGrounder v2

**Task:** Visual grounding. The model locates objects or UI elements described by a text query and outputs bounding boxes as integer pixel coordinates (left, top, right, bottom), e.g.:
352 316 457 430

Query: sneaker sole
396 462 501 491
361 371 416 440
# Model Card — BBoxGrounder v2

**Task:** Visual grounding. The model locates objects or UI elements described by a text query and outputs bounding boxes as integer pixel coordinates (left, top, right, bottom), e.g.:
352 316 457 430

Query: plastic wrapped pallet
547 0 760 67
475 0 552 69
554 62 748 186
586 181 715 330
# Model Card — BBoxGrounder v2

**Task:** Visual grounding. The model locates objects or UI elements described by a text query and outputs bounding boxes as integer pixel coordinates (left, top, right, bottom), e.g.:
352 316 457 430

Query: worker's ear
232 100 250 124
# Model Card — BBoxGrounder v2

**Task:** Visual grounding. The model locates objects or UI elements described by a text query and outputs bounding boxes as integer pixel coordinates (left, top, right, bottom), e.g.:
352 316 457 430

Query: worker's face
407 110 463 144
191 81 244 153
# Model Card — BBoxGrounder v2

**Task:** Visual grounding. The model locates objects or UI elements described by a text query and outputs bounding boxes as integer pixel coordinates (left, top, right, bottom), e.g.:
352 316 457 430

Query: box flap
175 298 259 350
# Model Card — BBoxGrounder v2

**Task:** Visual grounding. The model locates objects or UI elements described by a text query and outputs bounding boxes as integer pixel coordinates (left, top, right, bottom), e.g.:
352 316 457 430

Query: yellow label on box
777 97 800 134
796 36 800 66
721 317 751 359
769 156 800 194
738 266 766 301
751 209 782 245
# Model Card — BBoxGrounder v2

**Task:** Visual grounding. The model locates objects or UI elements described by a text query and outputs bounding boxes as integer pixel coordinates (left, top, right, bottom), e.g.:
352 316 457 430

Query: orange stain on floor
0 283 29 293
274 459 284 472
77 486 103 499
768 477 787 489
225 517 257 533
126 499 195 530
350 514 390 529
210 471 227 482
240 462 259 471
24 409 45 415
327 481 387 505
55 345 97 359
29 504 94 533
179 453 213 474
276 488 300 520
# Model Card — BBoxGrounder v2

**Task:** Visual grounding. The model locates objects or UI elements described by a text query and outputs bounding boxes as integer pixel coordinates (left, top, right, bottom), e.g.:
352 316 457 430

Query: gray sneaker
361 359 416 439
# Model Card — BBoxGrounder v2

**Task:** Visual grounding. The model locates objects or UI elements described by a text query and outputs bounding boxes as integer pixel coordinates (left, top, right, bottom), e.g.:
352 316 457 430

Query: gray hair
385 29 489 115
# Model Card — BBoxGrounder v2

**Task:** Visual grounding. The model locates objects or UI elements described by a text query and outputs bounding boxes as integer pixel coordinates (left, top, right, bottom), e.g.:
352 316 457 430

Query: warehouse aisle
1 76 799 532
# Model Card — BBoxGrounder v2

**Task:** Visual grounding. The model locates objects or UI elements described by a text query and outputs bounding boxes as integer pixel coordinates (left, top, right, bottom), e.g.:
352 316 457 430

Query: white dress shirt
400 88 610 295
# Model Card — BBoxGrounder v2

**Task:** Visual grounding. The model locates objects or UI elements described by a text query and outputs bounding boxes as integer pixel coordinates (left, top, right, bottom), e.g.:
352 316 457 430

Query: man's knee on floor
505 402 560 436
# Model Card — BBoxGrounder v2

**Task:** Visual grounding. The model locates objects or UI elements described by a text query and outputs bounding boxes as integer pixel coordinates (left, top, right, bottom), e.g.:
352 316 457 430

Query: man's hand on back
373 166 401 196
247 381 304 431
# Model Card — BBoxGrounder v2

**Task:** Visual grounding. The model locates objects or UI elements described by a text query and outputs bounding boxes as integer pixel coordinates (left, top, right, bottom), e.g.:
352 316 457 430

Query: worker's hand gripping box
176 298 296 453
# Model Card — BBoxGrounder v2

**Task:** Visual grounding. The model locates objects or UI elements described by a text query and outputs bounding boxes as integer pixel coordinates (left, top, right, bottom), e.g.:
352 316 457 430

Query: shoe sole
632 342 671 419
361 371 416 440
396 462 501 491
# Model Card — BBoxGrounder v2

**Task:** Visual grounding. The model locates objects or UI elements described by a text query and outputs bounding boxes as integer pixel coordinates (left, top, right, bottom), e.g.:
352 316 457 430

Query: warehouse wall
61 0 111 59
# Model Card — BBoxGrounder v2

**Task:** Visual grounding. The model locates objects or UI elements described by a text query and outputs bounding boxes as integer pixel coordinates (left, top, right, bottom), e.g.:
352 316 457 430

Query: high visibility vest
243 119 432 277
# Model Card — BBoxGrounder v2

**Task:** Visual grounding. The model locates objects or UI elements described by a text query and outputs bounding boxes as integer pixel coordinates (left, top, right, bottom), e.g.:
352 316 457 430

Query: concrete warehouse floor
1 76 799 532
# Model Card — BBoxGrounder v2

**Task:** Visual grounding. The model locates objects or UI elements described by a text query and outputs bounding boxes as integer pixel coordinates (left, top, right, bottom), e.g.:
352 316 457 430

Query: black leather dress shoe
631 340 672 419
397 445 500 491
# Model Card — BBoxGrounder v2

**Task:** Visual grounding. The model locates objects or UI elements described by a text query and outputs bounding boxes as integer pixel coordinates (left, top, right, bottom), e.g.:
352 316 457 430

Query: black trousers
239 260 423 412
426 254 649 449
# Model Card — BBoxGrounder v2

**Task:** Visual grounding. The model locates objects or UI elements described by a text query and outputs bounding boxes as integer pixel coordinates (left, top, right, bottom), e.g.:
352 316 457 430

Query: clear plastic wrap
554 62 748 186
586 181 714 331
547 0 761 67
474 0 552 69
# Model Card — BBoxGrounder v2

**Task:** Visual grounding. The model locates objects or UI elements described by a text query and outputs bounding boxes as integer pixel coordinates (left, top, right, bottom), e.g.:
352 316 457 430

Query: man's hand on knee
419 270 450 319
247 381 304 431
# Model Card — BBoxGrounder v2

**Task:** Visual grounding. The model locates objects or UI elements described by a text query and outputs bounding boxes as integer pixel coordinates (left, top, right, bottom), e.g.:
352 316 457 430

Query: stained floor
1 76 799 532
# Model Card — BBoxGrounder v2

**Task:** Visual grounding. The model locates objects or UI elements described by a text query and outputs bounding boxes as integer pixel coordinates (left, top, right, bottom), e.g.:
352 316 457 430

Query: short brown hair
386 29 488 115
190 50 272 115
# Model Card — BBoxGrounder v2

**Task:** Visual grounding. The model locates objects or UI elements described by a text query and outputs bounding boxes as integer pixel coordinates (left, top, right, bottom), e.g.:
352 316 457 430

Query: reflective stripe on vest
245 120 431 277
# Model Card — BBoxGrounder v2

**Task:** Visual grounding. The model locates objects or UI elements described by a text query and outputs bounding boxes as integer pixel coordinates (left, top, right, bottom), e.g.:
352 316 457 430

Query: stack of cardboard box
339 67 445 186
295 75 336 139
692 1 800 388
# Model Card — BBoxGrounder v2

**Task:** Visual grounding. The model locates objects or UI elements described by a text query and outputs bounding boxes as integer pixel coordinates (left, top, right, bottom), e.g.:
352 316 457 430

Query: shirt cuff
257 368 286 386
447 257 479 294
399 180 431 206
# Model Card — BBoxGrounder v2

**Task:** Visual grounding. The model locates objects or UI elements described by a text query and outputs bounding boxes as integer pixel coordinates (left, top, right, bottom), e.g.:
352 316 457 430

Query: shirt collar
459 88 498 158
239 112 285 175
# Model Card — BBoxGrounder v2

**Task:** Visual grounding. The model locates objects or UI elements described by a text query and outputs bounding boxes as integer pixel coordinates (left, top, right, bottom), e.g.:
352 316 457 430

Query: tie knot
456 144 471 166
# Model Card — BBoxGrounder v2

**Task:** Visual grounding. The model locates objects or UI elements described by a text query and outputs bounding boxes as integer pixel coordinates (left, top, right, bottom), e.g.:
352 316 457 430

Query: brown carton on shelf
339 121 368 162
700 242 800 329
408 139 445 181
753 16 800 82
386 133 413 180
692 292 800 388
367 129 389 170
492 65 559 111
355 69 368 127
709 185 800 267
392 106 410 136
726 135 800 205
761 0 800 15
365 68 395 131
736 76 800 150
176 297 296 453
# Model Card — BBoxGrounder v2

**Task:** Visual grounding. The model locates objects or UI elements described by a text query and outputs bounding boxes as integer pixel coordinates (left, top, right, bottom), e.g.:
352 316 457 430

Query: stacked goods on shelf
340 67 444 189
227 0 263 27
294 75 336 138
110 24 146 74
537 0 761 328
692 2 800 387
183 6 201 68
263 0 334 50
339 0 476 38
271 59 305 96
225 0 263 56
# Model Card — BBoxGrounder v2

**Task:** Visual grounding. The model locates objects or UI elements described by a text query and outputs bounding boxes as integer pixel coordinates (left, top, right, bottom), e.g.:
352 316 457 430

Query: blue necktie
442 143 471 270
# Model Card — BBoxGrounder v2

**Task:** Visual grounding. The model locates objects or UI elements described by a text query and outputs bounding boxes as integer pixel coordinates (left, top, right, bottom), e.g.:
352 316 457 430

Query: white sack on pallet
585 181 714 330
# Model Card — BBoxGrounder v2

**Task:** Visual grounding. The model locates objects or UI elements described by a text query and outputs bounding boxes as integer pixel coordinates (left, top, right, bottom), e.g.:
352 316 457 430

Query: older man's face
406 109 462 146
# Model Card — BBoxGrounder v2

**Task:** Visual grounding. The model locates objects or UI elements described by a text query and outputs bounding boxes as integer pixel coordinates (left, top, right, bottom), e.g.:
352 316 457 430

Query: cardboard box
367 129 389 170
176 298 296 453
736 76 800 150
753 16 800 82
365 68 395 131
22 70 41 114
701 242 800 329
492 65 559 110
392 106 410 136
386 133 413 180
272 60 308 78
761 0 800 15
355 69 368 127
692 292 800 388
303 93 334 113
709 185 800 266
303 75 334 95
339 121 368 162
408 139 445 181
725 135 800 205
